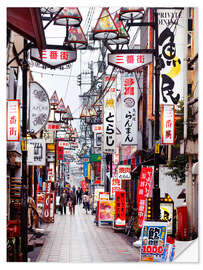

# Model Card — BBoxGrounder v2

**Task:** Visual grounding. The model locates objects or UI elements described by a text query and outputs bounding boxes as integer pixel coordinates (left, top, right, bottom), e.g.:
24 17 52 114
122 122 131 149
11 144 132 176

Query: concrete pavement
36 204 140 263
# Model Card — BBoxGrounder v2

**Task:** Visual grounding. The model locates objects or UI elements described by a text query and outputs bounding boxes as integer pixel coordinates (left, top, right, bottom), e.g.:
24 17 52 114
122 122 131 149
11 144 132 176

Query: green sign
90 154 101 162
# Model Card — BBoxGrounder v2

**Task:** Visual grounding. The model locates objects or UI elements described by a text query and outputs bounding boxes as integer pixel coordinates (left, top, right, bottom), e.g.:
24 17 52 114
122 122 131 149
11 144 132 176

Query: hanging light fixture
119 7 145 21
66 25 88 49
93 7 118 40
54 7 82 26
107 13 129 45
55 98 67 113
89 106 97 117
80 105 90 118
50 90 59 106
62 105 73 121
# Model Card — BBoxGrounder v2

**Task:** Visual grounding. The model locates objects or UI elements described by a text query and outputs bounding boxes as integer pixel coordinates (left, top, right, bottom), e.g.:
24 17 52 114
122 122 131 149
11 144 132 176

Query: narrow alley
35 205 140 263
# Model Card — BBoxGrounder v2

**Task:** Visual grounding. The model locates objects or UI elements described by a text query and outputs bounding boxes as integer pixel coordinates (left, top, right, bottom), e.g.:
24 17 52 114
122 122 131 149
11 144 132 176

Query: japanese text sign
99 192 110 201
108 53 152 72
115 190 126 227
103 75 117 153
99 200 115 222
158 8 187 106
110 177 121 198
57 146 64 161
162 105 175 144
47 123 61 130
27 139 46 166
121 73 138 145
141 221 167 262
137 167 153 228
118 165 131 180
7 99 20 141
30 47 77 68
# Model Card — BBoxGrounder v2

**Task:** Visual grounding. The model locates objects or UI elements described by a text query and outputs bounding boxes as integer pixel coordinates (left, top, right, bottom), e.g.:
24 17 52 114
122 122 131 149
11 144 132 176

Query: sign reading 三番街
27 139 46 166
7 99 20 141
162 105 175 144
30 46 77 68
29 82 50 134
103 75 117 153
121 73 138 145
157 8 187 106
108 53 152 72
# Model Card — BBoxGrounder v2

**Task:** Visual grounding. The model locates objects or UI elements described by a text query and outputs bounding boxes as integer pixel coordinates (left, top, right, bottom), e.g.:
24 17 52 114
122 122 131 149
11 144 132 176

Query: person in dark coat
76 187 82 204
59 190 67 215
70 190 76 215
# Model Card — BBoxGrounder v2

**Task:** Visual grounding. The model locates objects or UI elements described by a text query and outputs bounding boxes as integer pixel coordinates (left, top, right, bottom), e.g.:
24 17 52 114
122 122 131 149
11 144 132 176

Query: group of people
59 186 90 215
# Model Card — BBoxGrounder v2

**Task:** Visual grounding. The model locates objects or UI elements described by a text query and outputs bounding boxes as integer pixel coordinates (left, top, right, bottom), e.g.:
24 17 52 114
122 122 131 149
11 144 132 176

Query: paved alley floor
36 204 140 263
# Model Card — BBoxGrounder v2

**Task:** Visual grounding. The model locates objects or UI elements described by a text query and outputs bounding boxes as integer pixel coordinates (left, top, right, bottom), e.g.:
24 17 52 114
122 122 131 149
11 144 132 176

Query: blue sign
83 162 89 177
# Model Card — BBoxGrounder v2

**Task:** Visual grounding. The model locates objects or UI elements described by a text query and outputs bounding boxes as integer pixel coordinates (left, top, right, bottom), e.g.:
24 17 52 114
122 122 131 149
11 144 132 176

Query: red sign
137 167 153 228
57 146 64 160
80 180 88 192
115 190 126 227
42 180 52 221
7 99 20 141
95 179 101 185
99 192 110 201
47 123 61 130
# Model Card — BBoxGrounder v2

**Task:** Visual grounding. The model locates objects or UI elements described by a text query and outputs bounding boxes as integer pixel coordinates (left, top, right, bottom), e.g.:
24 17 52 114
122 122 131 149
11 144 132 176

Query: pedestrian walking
82 193 90 214
70 190 76 215
67 197 73 215
76 187 82 204
59 190 67 215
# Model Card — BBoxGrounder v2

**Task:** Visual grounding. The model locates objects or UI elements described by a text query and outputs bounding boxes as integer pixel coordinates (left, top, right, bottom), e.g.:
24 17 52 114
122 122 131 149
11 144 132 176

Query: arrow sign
108 53 152 72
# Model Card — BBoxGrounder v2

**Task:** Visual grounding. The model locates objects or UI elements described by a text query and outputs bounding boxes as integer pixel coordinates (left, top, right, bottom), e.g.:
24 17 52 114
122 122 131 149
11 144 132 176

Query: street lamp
119 7 145 21
54 7 82 26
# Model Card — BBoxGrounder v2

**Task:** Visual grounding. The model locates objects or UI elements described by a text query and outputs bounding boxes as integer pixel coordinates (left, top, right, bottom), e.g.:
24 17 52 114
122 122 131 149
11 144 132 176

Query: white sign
58 141 71 148
110 177 121 198
31 47 77 68
158 8 187 105
162 105 175 144
27 139 46 166
43 130 54 144
29 82 50 134
108 53 152 72
118 165 131 180
121 73 138 145
7 99 20 141
103 76 117 153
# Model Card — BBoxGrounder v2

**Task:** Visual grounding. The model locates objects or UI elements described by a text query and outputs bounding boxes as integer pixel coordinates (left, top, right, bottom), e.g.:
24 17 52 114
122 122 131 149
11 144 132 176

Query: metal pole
21 38 28 261
152 8 160 221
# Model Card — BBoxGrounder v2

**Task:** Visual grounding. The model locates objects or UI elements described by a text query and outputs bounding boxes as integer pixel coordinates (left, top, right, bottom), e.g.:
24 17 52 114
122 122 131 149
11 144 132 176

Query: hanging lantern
93 8 118 40
54 7 82 26
55 98 67 113
62 105 73 120
107 13 129 45
80 105 90 118
89 106 97 117
50 90 59 106
119 7 145 20
66 25 88 49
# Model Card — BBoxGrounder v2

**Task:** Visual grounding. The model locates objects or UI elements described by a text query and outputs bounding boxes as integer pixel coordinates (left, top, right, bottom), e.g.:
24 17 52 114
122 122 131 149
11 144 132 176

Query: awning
7 8 46 51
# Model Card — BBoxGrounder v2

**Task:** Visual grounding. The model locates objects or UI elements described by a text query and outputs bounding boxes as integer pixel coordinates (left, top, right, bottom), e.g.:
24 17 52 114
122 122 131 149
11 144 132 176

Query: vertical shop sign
158 8 187 106
42 178 52 222
121 73 138 145
141 221 167 262
110 177 121 198
103 75 116 153
118 165 131 180
137 167 153 228
162 105 175 144
114 190 126 227
7 99 20 141
57 146 64 160
27 139 46 166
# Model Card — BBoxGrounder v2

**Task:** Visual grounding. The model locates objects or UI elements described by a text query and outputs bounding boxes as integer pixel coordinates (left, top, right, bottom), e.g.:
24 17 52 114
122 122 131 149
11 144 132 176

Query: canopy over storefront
7 8 46 51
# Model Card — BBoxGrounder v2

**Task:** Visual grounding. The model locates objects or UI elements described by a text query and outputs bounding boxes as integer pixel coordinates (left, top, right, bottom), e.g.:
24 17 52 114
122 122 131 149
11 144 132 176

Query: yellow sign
47 143 55 152
88 163 91 180
155 142 160 154
21 137 27 151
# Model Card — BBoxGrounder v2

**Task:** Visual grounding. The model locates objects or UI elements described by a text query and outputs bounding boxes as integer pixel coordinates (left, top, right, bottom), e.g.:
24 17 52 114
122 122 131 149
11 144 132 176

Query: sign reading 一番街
103 75 117 153
27 139 46 166
121 73 138 145
29 82 50 134
30 46 77 68
162 105 175 144
157 8 187 106
7 99 20 141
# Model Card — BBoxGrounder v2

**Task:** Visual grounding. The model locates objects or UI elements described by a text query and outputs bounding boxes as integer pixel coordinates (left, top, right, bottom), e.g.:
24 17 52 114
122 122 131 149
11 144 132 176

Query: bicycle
125 208 138 236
